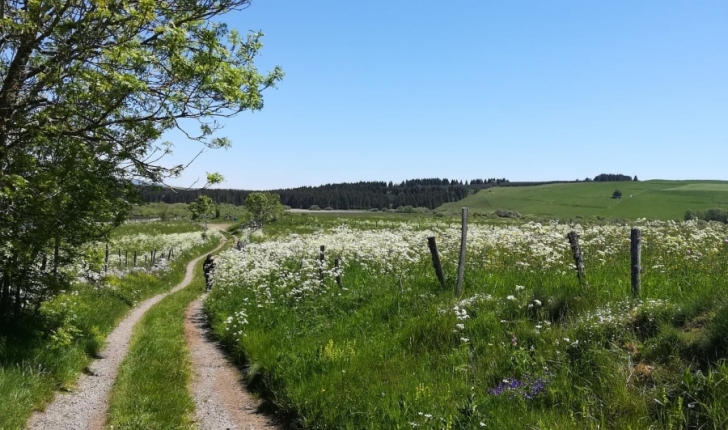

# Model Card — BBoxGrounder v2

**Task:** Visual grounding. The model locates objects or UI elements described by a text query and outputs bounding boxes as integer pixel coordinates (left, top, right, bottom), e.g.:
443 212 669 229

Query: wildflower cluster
223 309 249 343
488 374 551 400
66 230 221 281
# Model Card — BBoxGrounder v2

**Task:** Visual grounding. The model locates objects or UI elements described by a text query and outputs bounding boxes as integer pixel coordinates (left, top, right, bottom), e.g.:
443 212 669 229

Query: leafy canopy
244 192 282 226
188 195 215 227
0 0 282 320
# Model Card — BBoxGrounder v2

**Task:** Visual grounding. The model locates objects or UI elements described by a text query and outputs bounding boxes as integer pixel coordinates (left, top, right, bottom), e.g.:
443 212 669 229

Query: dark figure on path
203 254 216 292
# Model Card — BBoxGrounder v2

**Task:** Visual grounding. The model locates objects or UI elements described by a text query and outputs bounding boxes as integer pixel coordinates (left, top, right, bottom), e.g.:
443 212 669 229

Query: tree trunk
0 271 9 319
52 236 60 276
13 278 21 319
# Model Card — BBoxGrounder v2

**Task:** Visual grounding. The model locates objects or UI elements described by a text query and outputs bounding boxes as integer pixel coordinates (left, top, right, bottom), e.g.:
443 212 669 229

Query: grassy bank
438 180 728 220
206 219 728 429
105 235 230 430
0 233 221 430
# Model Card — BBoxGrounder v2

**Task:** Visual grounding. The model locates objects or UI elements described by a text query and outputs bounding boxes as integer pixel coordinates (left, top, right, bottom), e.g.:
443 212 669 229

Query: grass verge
105 235 231 430
0 235 221 430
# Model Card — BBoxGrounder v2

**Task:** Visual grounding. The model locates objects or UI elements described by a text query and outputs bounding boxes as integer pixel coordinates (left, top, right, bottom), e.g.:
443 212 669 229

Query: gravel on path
26 236 227 430
185 294 279 430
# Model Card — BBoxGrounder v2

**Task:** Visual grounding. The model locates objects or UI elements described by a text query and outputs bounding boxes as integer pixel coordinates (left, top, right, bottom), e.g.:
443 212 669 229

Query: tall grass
110 220 203 237
0 234 221 430
206 219 728 429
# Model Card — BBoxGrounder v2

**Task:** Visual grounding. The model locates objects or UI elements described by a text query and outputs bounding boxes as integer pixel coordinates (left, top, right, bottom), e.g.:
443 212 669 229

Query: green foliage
495 209 522 218
111 221 202 238
0 0 282 322
396 205 431 214
684 208 728 223
131 202 249 221
244 192 282 225
188 195 216 228
612 189 623 199
205 173 225 187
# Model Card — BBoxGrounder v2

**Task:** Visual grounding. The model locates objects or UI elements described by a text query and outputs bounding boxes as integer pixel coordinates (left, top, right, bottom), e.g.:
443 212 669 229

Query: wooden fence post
631 228 641 298
456 207 468 297
427 236 446 290
168 247 173 260
125 250 128 267
319 245 325 282
334 257 342 288
567 231 587 286
133 250 137 266
105 244 109 264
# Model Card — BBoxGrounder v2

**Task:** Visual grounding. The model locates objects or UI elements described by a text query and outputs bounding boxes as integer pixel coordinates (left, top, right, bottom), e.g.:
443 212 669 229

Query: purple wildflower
488 373 551 400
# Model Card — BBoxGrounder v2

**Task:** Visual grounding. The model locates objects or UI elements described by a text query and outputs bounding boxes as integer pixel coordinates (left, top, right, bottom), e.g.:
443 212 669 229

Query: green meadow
437 180 728 220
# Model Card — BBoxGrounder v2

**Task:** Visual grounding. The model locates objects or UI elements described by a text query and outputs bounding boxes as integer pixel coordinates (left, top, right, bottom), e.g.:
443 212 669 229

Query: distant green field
437 180 728 220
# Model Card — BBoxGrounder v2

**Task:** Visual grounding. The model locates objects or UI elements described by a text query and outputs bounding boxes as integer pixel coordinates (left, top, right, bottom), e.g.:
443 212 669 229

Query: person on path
203 254 216 292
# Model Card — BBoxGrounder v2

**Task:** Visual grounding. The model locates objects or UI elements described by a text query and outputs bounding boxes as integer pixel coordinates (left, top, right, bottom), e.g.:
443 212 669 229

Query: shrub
308 205 321 211
684 208 728 223
495 209 522 218
612 190 623 199
369 208 379 212
324 207 333 211
396 206 431 214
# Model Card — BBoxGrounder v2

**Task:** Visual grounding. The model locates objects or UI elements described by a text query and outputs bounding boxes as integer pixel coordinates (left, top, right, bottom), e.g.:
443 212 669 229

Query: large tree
0 0 282 321
244 192 281 226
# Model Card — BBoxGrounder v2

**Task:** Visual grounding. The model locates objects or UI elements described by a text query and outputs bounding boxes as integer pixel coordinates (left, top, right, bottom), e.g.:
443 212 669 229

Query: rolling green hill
437 180 728 220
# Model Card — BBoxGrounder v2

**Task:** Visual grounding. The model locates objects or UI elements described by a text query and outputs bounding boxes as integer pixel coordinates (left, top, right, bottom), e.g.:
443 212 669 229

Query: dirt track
26 236 227 430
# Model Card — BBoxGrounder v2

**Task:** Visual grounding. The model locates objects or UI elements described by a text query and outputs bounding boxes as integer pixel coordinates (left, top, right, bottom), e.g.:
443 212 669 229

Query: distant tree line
591 174 638 182
139 174 639 210
140 178 503 210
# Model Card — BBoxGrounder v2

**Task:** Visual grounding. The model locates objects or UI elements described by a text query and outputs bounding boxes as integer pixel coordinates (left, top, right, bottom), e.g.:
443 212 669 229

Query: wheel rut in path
26 236 227 430
185 292 280 430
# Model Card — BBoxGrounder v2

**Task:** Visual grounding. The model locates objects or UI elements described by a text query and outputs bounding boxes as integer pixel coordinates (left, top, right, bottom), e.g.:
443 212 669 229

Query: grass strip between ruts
105 235 232 430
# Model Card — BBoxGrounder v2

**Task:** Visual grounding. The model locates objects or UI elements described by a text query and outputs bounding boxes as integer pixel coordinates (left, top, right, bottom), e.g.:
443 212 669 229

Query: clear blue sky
163 0 728 190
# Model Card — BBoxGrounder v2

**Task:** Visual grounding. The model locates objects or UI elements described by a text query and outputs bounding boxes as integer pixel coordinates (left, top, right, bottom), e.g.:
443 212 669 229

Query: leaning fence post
334 257 342 288
631 228 641 298
168 247 173 260
456 207 468 297
567 231 587 286
319 245 325 282
427 236 446 290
